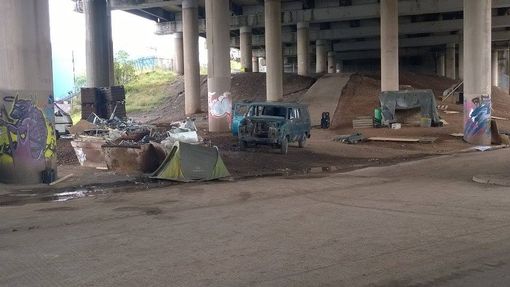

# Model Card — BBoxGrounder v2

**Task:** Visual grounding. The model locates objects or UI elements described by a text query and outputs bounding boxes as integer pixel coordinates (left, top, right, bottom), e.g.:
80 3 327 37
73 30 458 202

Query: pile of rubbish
77 113 202 147
333 133 367 144
69 114 203 173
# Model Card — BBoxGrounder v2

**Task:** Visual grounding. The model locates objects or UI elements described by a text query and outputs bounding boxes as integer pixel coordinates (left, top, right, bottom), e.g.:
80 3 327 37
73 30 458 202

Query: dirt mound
57 139 79 166
332 72 462 129
491 86 510 118
331 74 380 129
230 73 316 102
130 73 315 124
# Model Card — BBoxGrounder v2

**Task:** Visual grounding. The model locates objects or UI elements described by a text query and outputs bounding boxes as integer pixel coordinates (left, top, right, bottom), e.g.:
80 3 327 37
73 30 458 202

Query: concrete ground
1 149 510 286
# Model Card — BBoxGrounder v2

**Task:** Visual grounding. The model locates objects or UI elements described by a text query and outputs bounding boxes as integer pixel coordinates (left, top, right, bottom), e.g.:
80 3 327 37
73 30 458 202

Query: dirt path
299 73 351 126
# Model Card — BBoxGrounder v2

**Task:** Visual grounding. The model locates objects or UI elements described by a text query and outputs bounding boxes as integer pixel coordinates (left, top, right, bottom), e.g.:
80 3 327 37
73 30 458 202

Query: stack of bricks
80 86 126 120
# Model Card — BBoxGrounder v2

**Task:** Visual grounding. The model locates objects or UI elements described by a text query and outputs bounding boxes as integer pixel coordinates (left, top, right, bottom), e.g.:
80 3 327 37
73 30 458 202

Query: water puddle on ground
0 187 104 206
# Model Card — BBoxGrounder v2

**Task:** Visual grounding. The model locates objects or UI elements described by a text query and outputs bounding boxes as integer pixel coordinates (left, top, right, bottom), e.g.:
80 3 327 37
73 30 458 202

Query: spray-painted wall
0 91 57 184
0 0 56 184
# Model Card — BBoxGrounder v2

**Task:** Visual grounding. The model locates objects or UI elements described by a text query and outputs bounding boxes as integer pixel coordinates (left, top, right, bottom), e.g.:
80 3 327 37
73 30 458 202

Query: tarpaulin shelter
151 142 230 182
379 89 441 125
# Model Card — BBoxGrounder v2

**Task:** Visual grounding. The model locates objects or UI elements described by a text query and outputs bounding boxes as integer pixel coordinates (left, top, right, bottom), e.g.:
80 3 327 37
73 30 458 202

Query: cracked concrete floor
1 149 510 286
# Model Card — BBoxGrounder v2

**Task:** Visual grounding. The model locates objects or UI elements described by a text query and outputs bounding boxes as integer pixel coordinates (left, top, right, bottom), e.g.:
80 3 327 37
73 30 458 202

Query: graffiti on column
208 91 232 125
0 94 56 167
464 94 491 140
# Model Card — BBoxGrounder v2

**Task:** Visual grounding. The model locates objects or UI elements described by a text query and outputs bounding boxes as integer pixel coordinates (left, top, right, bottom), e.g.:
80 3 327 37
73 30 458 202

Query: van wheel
55 131 60 140
280 137 289 155
298 134 307 148
239 140 247 151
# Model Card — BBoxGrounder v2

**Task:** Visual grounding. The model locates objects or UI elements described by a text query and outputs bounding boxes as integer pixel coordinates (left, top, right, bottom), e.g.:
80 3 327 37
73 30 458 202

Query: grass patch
125 70 177 113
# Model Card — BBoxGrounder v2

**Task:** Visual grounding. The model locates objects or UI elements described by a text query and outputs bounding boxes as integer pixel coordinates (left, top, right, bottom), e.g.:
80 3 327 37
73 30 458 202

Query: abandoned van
237 102 311 155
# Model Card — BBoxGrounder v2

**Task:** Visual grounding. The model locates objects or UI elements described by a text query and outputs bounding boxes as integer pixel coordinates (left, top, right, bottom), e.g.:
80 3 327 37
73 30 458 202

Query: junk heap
70 113 202 173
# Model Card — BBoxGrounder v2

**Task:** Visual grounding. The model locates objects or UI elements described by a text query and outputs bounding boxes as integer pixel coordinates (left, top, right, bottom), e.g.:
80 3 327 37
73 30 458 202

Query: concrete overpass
0 0 504 183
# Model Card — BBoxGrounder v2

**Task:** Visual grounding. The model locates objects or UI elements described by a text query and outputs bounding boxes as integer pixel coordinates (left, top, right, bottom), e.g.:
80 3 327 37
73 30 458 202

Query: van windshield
248 105 287 118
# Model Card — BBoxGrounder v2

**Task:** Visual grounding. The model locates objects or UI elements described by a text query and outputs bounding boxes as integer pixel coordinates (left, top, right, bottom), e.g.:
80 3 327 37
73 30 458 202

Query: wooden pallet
352 116 373 129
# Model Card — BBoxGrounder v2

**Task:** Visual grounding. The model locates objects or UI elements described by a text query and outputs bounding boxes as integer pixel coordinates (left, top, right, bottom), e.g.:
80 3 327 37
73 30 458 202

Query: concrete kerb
472 174 510 187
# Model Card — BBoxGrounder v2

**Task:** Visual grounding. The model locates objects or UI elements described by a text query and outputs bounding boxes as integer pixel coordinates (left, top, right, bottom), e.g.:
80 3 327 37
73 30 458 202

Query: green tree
74 74 87 93
114 50 136 85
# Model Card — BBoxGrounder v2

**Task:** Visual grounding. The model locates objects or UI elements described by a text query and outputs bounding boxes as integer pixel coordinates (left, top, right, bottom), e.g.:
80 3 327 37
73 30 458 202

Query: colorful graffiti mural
464 94 491 144
208 91 232 126
0 91 56 183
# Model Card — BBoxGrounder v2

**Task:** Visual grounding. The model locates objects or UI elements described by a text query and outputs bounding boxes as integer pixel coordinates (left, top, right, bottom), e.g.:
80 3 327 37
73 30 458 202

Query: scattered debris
368 137 438 144
67 113 206 173
450 133 464 137
474 146 492 152
391 123 401 129
333 133 367 144
68 119 97 136
443 110 460 114
161 118 201 148
49 174 74 186
492 116 509 121
70 137 108 169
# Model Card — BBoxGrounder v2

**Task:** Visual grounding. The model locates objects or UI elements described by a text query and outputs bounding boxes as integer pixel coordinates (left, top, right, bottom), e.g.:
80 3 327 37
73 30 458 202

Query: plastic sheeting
379 89 441 125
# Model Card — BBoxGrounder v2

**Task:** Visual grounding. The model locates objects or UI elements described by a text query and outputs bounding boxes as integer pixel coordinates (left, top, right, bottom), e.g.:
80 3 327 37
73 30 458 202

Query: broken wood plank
49 174 74 186
450 133 464 137
491 116 509 121
368 137 437 143
368 137 420 142
443 110 460 114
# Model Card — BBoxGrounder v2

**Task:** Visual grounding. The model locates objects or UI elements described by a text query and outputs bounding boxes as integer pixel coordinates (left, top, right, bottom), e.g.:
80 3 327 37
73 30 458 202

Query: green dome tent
151 142 230 182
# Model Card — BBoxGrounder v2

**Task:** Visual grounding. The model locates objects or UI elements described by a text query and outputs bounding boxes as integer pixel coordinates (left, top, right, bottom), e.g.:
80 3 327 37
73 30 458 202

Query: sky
49 0 201 99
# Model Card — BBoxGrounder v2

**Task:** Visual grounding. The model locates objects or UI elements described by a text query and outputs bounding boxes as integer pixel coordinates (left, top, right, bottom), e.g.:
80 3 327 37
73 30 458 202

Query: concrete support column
0 0 56 184
458 43 464 80
297 22 310 76
446 43 456 79
506 49 510 93
205 0 231 132
463 0 492 145
252 56 259 72
437 53 445 77
174 32 184 75
183 0 201 115
264 0 283 101
328 51 336 73
492 50 499 87
84 0 114 87
316 40 327 74
380 0 399 91
240 26 253 72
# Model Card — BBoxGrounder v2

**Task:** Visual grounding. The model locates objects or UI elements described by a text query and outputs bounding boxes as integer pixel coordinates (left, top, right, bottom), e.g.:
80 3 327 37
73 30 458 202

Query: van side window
289 108 300 120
